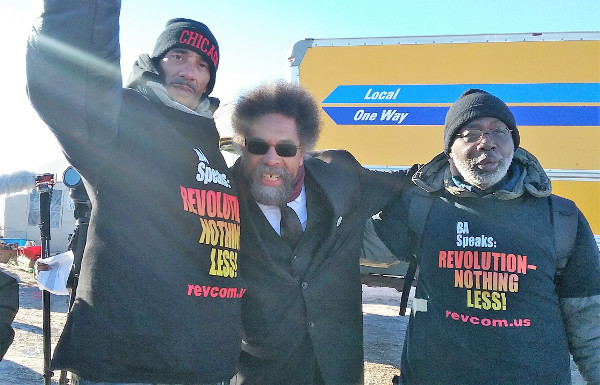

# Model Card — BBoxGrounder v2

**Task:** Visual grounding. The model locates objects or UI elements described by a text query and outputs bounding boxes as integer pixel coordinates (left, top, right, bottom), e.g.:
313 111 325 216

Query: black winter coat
26 1 242 382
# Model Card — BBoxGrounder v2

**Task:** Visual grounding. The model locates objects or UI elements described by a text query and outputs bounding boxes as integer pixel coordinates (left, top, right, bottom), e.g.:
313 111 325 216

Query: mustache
255 164 292 179
168 79 197 93
472 153 501 164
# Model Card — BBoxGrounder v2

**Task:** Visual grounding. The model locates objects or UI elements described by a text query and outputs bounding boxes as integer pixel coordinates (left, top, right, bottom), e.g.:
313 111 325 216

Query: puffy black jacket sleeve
0 271 18 360
372 193 411 261
26 0 123 151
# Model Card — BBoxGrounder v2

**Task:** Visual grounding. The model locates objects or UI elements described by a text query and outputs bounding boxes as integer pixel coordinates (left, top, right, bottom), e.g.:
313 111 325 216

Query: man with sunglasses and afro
229 82 412 385
26 1 241 384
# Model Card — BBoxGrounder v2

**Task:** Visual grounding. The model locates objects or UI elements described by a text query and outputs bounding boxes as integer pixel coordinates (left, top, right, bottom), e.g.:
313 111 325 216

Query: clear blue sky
2 0 599 174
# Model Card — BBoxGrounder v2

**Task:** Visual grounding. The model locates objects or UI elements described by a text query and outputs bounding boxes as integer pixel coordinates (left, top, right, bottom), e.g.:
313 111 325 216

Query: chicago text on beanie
152 18 219 68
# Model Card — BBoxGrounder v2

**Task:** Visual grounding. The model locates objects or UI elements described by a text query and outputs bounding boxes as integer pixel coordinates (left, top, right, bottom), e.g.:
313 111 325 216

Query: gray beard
245 163 295 206
451 150 514 190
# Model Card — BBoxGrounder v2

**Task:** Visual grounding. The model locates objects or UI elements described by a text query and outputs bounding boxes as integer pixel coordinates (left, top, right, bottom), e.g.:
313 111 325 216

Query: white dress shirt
256 184 307 235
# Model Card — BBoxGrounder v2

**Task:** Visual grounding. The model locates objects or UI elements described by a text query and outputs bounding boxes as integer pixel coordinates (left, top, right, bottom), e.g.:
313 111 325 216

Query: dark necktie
280 205 303 248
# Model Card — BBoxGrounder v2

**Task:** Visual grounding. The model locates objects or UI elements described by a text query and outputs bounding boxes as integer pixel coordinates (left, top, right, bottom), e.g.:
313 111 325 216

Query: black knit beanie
444 89 519 154
151 18 219 97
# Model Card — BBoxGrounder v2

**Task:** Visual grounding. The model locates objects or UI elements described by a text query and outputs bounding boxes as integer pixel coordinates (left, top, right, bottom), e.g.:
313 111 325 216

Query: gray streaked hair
232 81 321 151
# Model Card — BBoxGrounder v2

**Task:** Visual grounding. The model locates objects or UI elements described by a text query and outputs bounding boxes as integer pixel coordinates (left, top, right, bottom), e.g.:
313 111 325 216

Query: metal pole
60 166 90 384
36 173 55 385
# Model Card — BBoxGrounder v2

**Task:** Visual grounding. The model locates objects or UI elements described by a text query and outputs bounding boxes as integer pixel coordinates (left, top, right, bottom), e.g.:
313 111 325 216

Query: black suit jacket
233 150 408 384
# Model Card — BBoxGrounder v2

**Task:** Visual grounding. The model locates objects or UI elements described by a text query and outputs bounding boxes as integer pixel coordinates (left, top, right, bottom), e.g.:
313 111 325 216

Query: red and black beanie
151 18 220 96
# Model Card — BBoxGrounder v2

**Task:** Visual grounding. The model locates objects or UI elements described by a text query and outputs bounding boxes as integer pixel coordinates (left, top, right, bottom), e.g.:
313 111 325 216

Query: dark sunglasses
245 138 301 157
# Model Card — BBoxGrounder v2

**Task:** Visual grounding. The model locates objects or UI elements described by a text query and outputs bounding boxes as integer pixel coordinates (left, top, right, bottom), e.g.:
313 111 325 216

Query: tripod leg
59 369 68 384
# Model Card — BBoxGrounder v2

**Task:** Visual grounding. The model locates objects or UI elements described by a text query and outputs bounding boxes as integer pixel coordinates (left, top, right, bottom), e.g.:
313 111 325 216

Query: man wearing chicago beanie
27 1 242 384
151 18 219 91
373 89 600 384
126 17 221 114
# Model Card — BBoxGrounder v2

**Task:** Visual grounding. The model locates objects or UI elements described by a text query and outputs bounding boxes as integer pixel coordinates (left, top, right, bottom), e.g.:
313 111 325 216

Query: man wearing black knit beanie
27 1 241 384
372 88 600 384
126 17 221 114
444 88 520 191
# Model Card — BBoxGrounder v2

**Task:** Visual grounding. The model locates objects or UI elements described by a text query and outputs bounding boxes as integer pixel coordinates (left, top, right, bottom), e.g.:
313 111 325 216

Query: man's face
159 48 211 110
242 113 305 206
449 117 515 190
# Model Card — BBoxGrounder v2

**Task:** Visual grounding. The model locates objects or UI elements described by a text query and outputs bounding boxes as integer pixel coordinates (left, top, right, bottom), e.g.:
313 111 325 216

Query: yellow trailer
288 32 600 248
